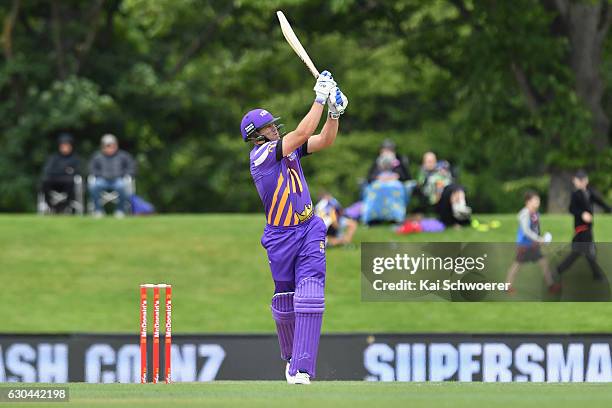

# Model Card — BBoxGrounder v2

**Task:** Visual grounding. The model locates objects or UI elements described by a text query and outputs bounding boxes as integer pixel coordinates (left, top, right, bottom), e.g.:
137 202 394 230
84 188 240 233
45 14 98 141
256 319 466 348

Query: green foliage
0 77 116 210
0 0 609 212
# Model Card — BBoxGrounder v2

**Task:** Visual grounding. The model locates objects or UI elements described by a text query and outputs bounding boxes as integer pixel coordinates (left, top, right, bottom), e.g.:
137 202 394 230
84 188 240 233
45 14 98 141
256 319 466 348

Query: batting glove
327 86 348 119
313 70 336 104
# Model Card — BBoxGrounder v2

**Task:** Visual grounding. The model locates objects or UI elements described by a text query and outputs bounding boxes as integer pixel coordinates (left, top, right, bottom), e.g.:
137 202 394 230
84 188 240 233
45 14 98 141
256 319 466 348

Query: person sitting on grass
505 190 560 294
435 184 472 227
315 192 358 247
422 159 453 206
366 139 410 183
417 151 438 189
361 152 410 224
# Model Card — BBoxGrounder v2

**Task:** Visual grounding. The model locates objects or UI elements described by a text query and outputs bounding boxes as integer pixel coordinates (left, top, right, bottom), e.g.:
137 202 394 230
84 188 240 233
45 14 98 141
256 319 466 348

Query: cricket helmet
240 108 281 142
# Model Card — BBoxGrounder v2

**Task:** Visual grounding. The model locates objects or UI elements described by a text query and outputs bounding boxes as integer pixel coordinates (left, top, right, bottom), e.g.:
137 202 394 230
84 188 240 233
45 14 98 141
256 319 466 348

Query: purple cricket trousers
264 215 327 377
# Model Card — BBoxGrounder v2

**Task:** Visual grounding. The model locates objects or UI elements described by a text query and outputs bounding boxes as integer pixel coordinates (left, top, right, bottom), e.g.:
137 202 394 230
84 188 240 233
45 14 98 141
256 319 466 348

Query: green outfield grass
1 214 611 334
3 382 612 408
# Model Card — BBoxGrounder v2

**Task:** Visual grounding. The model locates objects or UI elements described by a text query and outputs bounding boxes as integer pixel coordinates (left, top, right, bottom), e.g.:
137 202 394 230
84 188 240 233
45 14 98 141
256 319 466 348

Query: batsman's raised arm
281 102 324 156
307 86 348 153
281 71 335 156
305 114 338 153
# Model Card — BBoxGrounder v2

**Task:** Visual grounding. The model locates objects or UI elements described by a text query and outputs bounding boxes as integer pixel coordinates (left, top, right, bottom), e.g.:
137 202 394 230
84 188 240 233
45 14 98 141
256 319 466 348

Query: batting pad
289 278 325 377
271 292 295 361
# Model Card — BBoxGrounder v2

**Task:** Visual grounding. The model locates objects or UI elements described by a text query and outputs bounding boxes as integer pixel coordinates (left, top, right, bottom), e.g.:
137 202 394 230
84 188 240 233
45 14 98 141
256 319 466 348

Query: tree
540 0 611 211
0 0 609 213
334 0 611 212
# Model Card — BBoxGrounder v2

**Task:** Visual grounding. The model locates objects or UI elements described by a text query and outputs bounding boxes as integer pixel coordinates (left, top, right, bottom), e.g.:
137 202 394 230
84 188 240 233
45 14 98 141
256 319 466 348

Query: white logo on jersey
253 142 273 166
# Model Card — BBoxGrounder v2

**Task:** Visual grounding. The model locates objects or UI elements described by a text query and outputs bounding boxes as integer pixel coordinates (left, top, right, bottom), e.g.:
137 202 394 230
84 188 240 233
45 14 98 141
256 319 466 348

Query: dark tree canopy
0 0 610 213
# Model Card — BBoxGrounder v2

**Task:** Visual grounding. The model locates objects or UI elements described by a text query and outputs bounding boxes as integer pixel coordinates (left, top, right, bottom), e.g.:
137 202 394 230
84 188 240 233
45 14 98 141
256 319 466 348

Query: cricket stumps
140 283 172 383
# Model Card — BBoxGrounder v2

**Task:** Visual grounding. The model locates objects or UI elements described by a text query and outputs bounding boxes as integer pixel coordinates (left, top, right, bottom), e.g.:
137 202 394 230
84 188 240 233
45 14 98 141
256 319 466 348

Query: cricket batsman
240 71 347 384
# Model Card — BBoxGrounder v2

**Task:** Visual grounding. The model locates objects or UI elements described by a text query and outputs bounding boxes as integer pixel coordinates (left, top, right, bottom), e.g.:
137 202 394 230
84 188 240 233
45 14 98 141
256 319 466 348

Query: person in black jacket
88 134 136 217
436 183 472 227
557 170 611 280
41 133 81 213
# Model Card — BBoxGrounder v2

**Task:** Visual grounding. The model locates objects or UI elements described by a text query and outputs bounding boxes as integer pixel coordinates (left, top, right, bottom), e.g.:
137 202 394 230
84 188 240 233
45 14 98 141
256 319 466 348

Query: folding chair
87 175 135 214
37 175 84 215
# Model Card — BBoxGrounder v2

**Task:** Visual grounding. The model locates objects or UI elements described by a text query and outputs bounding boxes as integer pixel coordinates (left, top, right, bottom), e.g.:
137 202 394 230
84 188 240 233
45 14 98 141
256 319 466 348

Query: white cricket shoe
285 362 291 382
287 370 311 385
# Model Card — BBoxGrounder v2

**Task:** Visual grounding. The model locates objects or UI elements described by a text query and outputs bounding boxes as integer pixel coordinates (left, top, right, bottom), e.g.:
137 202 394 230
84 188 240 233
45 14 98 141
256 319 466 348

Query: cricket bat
276 11 320 78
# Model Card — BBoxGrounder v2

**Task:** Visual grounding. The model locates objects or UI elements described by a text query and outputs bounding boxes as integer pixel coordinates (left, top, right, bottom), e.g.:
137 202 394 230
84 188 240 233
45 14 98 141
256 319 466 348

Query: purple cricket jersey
250 140 314 226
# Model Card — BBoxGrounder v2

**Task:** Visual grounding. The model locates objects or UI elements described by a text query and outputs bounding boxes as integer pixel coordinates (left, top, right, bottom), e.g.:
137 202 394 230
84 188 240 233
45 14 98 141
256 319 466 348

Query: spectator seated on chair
40 133 82 214
88 134 136 218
